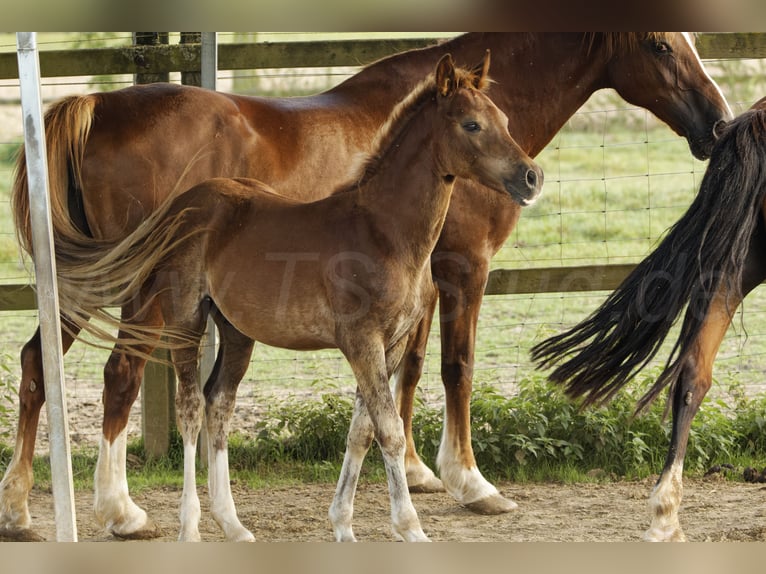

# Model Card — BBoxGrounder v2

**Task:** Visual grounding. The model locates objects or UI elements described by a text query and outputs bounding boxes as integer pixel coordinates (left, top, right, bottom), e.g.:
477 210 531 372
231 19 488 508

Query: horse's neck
477 33 607 156
357 112 452 264
334 33 607 158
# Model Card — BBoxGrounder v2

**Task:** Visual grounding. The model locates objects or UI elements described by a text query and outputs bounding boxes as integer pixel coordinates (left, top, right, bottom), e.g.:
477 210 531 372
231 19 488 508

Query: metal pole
201 32 218 90
197 32 218 467
15 32 77 542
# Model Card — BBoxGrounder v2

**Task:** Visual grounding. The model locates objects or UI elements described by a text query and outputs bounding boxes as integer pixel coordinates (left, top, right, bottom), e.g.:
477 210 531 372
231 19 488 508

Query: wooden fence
1 32 764 455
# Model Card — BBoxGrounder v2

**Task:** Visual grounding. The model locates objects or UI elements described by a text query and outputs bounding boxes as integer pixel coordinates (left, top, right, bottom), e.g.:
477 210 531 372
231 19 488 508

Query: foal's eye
462 121 481 133
653 41 672 55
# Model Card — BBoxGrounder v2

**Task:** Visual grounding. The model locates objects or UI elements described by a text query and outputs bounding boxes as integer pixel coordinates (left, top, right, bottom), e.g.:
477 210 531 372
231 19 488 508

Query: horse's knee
402 348 426 382
441 359 473 394
376 421 406 459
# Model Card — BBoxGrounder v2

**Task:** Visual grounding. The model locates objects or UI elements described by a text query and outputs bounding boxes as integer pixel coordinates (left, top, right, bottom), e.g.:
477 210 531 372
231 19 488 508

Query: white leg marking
329 397 370 542
0 435 33 531
644 461 686 542
178 440 202 542
208 446 254 541
436 410 513 508
93 430 150 536
376 411 428 542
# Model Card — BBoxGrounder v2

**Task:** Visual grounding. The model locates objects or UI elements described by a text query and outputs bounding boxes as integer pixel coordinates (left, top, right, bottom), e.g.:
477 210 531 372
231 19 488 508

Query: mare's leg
645 232 766 542
432 254 517 514
644 292 738 541
0 320 78 541
335 338 428 542
393 291 445 493
94 303 163 539
203 314 255 542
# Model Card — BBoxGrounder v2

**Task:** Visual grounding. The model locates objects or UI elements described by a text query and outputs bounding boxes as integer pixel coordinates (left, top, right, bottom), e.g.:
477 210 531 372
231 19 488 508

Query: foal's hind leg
393 292 445 493
94 303 163 539
203 313 255 542
0 320 78 541
172 337 207 542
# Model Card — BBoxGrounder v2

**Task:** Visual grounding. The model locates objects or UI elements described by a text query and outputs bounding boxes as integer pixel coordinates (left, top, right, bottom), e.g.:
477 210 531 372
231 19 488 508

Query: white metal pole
201 32 218 90
197 32 218 467
15 32 78 542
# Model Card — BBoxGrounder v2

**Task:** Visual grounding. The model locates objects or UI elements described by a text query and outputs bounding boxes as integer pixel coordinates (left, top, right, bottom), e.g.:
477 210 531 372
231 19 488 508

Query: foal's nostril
525 168 539 191
713 119 727 140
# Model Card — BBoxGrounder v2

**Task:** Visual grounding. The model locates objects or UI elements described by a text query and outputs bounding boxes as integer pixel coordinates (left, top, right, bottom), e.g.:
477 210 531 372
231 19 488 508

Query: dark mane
583 32 674 59
348 63 490 190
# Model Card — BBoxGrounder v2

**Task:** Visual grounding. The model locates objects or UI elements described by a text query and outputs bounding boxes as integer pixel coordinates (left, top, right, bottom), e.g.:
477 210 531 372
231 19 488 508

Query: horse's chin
686 126 722 161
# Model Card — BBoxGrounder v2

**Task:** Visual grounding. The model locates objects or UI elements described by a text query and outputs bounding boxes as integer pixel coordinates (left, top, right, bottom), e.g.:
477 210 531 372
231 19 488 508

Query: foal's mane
348 63 489 189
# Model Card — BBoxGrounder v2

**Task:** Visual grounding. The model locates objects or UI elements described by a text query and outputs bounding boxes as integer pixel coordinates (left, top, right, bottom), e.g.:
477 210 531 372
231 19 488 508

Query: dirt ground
17 474 766 542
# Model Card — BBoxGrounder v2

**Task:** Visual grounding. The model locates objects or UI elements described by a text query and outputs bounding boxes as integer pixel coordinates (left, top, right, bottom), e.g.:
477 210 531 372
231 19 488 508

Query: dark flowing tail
530 107 766 411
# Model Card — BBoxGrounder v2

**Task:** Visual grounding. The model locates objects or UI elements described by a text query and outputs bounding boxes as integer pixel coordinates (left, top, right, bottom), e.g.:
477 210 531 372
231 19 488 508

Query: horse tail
531 107 766 411
53 188 204 357
11 94 96 259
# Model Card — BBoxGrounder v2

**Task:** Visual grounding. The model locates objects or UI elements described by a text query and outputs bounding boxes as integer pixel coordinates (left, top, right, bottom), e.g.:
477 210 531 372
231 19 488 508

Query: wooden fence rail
0 33 764 82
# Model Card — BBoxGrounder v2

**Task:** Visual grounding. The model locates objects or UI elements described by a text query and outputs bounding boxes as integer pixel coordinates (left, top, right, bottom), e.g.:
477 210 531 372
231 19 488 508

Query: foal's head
433 51 543 206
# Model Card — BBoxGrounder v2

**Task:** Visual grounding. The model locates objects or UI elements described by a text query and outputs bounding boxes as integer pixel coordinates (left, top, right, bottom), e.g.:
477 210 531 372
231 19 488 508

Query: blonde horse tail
11 94 96 259
54 193 204 359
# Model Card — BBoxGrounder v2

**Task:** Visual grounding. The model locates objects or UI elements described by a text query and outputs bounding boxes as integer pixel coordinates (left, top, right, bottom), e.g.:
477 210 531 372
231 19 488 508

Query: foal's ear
436 53 457 97
470 49 491 90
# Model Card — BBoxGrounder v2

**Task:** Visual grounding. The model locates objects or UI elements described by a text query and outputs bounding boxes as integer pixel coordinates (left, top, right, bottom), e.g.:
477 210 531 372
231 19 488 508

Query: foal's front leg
338 342 428 542
329 390 374 542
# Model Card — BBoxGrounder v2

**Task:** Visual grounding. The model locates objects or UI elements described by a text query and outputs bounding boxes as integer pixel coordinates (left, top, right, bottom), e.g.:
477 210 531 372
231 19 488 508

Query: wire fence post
16 31 77 542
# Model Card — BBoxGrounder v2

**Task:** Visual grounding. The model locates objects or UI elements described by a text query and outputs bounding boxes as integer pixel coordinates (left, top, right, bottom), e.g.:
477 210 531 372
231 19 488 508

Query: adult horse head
602 32 732 160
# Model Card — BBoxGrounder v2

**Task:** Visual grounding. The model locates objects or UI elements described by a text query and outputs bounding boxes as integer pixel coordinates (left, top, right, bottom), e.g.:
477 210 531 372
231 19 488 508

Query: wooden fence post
134 32 176 459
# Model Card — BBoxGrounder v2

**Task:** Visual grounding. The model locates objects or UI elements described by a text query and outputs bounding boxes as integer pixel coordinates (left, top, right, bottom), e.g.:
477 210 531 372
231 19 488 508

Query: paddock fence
1 33 765 457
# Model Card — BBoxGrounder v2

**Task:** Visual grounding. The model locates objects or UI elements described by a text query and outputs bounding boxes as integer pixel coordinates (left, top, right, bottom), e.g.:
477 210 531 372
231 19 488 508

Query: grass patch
3 374 763 491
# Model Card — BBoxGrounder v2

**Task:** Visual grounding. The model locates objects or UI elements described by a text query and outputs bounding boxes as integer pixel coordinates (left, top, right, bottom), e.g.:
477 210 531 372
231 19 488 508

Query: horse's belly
215 295 337 351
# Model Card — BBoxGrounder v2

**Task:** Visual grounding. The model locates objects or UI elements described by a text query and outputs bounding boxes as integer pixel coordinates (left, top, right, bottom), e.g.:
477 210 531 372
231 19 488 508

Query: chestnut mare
2 33 731 540
531 98 766 541
51 54 540 541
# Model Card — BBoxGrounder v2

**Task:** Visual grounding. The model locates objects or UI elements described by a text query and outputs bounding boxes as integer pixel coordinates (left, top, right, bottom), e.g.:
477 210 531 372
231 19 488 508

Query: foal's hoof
464 493 519 515
408 475 445 494
111 517 163 540
643 526 687 542
0 526 45 542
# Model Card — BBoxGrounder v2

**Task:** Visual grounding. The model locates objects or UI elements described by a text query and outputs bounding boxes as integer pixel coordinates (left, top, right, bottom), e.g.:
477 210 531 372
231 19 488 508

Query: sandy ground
13 474 766 542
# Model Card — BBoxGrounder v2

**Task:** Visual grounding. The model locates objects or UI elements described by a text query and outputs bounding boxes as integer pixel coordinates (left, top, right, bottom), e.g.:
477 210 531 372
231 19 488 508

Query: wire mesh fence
0 33 765 452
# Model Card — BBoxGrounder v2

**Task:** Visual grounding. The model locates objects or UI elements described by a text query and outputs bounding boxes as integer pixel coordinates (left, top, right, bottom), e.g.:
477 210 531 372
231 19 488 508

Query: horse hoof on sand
464 493 518 515
111 518 163 540
408 476 445 494
0 527 45 542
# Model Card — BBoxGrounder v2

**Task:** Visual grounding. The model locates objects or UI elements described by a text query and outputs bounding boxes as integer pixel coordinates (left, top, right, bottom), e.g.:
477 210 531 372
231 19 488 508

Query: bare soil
20 474 766 542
